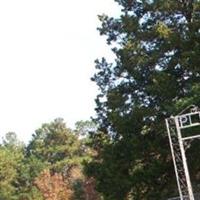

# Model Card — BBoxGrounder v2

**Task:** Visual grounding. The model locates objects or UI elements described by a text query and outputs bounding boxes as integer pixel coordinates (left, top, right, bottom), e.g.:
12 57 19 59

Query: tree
87 0 200 199
15 154 47 200
35 169 73 200
0 147 18 199
83 177 101 200
27 118 83 172
23 118 89 200
75 120 97 138
3 132 23 147
0 133 24 200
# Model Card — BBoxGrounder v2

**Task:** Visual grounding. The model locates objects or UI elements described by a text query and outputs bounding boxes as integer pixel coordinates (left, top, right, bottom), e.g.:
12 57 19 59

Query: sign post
166 105 200 200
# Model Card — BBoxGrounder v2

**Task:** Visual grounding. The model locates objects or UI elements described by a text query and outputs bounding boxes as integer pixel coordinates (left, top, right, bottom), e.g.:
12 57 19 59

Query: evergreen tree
27 118 82 171
21 118 88 200
0 133 24 200
87 0 200 199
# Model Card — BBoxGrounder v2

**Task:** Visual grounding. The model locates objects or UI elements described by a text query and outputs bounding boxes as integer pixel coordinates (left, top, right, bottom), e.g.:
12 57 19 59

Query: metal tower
166 105 200 200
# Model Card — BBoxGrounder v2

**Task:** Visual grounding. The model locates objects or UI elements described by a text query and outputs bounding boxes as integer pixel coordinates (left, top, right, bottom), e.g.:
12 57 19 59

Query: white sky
0 0 120 143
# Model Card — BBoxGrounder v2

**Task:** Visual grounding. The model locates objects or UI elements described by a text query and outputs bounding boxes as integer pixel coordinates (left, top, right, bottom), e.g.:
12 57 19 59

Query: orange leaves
35 169 73 200
35 168 101 200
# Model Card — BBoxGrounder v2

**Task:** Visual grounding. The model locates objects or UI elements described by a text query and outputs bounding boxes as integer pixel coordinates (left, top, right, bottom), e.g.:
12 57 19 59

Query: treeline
2 0 200 200
0 118 101 200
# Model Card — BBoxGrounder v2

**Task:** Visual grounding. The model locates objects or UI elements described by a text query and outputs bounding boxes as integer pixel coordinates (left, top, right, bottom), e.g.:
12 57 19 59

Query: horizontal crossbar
182 134 200 141
180 122 200 129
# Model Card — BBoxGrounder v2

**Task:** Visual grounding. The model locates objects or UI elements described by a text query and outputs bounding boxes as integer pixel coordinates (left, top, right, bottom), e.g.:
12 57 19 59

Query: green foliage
27 118 83 172
75 120 97 138
15 154 47 199
22 118 89 199
0 147 16 199
87 0 200 199
0 133 24 200
0 120 99 200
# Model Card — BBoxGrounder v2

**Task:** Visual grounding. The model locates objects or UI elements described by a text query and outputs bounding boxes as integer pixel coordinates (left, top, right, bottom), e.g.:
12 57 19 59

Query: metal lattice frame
168 193 200 200
166 106 200 200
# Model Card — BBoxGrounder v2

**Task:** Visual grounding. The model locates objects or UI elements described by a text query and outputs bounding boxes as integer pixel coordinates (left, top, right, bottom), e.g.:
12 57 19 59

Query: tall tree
0 133 24 200
87 0 200 199
21 118 88 200
27 118 82 172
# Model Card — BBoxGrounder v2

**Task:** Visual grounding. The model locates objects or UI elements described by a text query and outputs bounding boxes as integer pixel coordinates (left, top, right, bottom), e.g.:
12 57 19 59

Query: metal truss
168 193 200 200
166 105 200 200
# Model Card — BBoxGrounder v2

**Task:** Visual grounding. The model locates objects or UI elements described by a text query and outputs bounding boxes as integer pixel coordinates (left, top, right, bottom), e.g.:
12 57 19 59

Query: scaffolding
166 105 200 200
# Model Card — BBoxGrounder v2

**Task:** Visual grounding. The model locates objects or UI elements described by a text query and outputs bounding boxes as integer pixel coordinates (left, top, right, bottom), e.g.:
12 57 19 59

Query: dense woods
86 0 200 199
1 0 200 199
0 119 101 200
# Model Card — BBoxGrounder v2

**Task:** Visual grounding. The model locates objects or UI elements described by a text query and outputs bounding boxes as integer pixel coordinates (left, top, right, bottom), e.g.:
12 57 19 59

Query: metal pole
174 116 194 200
165 119 183 199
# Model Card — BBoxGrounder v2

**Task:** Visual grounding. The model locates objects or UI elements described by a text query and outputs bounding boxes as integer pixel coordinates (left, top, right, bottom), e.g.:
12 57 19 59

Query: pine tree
87 0 200 199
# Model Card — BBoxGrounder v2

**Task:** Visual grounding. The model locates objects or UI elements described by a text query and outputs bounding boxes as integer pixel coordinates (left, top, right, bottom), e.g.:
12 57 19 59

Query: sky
0 0 120 143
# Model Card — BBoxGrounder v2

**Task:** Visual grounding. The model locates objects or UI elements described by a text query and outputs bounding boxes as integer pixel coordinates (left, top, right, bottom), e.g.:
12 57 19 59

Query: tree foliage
21 118 86 199
0 119 99 200
35 169 73 200
0 133 24 200
27 118 83 172
86 0 200 199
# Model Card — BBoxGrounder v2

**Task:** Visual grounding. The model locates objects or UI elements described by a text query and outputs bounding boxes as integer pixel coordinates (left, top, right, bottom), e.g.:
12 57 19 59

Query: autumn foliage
35 169 73 200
